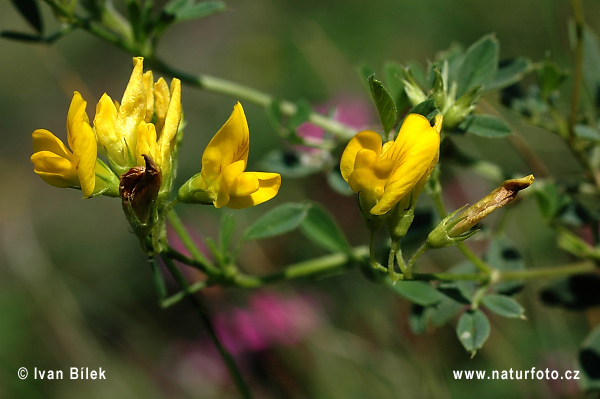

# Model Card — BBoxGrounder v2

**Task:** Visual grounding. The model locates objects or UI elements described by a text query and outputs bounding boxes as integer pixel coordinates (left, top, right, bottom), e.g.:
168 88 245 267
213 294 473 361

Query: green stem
388 241 399 282
456 242 493 274
499 261 596 281
147 58 356 140
369 232 389 273
161 255 253 399
166 210 220 277
405 243 429 276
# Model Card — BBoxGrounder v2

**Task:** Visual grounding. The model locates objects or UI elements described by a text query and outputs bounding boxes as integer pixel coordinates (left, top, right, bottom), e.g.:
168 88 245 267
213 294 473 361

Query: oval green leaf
481 294 525 319
368 74 398 134
456 309 491 356
242 203 310 241
300 203 351 254
387 280 443 306
459 114 511 138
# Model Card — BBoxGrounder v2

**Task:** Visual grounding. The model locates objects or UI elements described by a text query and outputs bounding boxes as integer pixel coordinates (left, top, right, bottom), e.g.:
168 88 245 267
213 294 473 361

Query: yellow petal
340 130 382 182
142 70 154 122
370 114 440 215
231 172 260 197
31 151 78 188
116 57 147 159
227 172 281 209
94 93 124 162
66 92 87 150
136 122 158 166
214 160 246 208
154 77 170 131
32 129 73 159
201 102 249 181
69 103 98 198
158 78 182 167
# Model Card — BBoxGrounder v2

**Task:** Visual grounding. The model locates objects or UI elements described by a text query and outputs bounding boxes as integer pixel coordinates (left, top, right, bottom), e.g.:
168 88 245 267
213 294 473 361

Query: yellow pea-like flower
340 113 442 216
178 102 281 209
94 57 182 180
31 92 99 198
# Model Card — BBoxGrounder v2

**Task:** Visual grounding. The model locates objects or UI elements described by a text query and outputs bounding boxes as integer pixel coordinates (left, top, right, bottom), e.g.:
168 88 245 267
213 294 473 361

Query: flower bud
428 175 534 248
443 86 482 130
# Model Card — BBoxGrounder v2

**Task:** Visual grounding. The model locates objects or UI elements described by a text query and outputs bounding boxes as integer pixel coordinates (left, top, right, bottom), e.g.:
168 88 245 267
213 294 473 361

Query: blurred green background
1 0 600 398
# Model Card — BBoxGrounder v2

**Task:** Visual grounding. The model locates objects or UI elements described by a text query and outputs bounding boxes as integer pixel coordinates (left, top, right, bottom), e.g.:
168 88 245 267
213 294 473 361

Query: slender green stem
369 232 389 273
406 243 429 276
166 210 220 277
388 241 399 282
161 280 207 308
456 242 493 274
147 58 356 140
499 261 596 281
149 256 167 301
161 255 253 399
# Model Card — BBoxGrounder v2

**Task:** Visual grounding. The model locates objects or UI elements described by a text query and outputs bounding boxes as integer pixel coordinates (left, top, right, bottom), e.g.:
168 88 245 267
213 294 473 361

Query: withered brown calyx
119 154 162 224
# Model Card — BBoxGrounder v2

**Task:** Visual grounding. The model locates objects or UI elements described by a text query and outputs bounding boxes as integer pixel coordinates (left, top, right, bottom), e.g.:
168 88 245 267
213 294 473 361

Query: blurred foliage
2 0 600 398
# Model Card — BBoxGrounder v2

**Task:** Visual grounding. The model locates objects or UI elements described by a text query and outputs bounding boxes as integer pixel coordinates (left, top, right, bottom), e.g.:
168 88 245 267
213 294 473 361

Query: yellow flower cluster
31 57 182 199
31 57 281 212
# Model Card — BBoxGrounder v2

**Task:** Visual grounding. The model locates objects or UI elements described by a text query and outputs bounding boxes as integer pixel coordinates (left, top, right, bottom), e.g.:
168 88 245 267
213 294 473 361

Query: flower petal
69 103 98 197
154 77 170 131
32 129 73 159
94 93 124 163
158 78 182 169
31 151 78 188
340 130 382 182
227 172 281 209
142 70 155 122
66 91 87 150
136 122 158 167
116 57 146 160
371 114 440 215
214 160 246 208
201 102 249 181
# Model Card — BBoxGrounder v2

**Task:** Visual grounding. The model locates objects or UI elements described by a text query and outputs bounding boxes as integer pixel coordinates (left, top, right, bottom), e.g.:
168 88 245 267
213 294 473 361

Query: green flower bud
443 86 483 130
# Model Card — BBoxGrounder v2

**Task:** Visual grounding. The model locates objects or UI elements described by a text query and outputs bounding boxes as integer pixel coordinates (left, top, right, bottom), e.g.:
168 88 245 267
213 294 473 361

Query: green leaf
487 57 533 91
428 296 463 327
481 294 525 319
10 0 43 33
533 182 569 222
357 63 376 91
409 305 428 334
456 35 499 97
242 203 310 241
327 168 354 196
219 213 235 252
368 74 398 134
459 114 511 138
574 124 600 142
582 26 600 100
383 61 410 112
300 203 351 254
537 61 568 101
163 0 227 22
580 325 600 381
456 309 491 356
408 98 438 121
287 99 312 131
387 280 443 306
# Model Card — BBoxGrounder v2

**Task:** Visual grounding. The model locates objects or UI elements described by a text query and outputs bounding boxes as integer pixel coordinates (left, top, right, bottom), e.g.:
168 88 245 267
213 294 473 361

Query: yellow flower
31 92 99 198
179 102 281 209
340 113 442 216
94 57 182 181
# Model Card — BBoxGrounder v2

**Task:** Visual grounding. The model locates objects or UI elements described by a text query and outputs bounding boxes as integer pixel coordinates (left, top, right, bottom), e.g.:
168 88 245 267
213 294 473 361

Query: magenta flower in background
213 291 323 354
